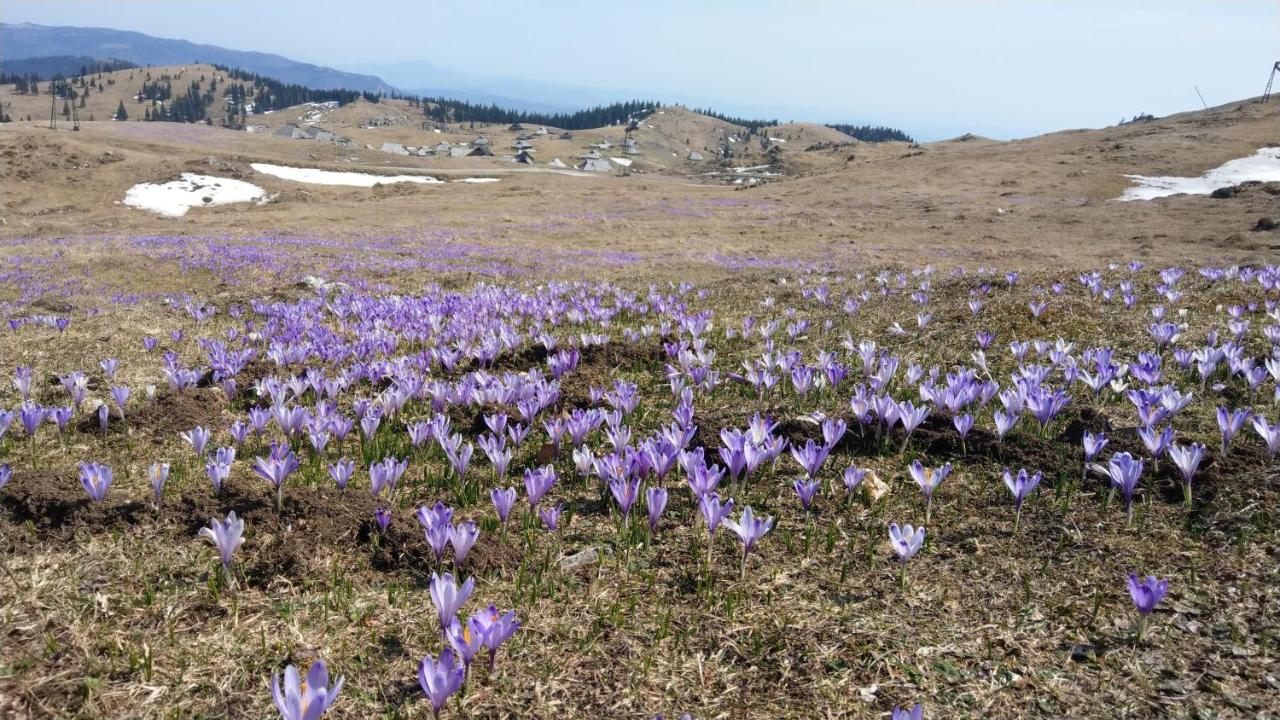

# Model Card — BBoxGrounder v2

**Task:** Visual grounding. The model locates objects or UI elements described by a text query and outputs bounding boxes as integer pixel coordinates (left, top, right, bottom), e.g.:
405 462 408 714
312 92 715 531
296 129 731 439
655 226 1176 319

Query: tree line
414 97 660 131
826 124 914 143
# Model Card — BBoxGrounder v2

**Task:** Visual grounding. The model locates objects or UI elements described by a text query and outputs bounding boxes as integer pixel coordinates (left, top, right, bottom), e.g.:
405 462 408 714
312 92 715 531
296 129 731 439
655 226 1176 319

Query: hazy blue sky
7 0 1278 139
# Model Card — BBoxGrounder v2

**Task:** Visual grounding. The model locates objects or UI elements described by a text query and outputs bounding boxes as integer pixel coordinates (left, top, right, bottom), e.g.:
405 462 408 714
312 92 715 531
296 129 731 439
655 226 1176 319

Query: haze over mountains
0 22 891 127
1 23 683 116
0 23 394 94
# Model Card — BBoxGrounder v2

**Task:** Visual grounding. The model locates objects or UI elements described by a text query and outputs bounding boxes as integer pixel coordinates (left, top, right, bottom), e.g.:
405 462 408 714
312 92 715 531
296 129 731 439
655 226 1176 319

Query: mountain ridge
0 22 394 94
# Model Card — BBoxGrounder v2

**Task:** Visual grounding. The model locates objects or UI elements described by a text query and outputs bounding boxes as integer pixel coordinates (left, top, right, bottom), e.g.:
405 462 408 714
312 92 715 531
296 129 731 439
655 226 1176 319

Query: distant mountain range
0 22 913 140
0 22 393 93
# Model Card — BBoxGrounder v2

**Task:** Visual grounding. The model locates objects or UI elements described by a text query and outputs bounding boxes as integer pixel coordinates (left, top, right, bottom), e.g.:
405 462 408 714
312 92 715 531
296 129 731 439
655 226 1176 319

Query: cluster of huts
377 137 496 158
273 123 348 144
273 116 702 175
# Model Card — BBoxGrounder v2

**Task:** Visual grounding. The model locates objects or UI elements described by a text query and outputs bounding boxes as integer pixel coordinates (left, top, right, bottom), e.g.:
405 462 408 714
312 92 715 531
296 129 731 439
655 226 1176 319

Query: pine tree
115 100 128 121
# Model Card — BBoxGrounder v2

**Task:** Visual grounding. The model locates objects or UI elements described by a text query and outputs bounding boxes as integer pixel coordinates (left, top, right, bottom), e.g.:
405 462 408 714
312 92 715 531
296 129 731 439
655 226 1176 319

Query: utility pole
49 84 57 130
1263 61 1280 103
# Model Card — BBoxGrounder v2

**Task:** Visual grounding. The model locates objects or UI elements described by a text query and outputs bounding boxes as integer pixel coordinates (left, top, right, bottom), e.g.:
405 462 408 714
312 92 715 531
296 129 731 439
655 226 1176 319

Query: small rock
559 547 601 571
1252 217 1277 231
862 471 889 502
1209 186 1236 199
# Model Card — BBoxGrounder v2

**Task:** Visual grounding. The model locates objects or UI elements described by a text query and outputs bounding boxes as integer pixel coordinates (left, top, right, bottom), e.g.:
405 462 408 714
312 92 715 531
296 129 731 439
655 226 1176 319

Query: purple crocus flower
892 704 924 720
474 604 521 671
374 508 392 533
789 439 829 480
182 425 212 457
646 486 668 535
1082 431 1108 469
78 461 113 501
147 462 169 508
446 442 474 483
793 478 821 513
253 442 301 511
842 466 867 498
897 401 931 450
20 403 46 438
685 460 724 498
1126 573 1169 641
1106 452 1144 524
909 460 951 521
369 456 408 498
450 521 479 566
430 572 475 633
205 449 234 493
491 486 517 527
523 465 556 509
51 406 74 434
539 503 562 531
722 506 774 577
199 511 245 583
359 411 381 441
1137 425 1174 464
328 458 354 491
993 409 1019 441
1216 406 1250 457
608 475 642 521
1166 442 1205 507
952 413 974 453
0 463 11 492
271 660 343 720
1002 468 1041 532
417 648 465 719
1253 415 1280 459
821 418 847 448
888 522 925 588
698 492 734 538
418 505 453 564
445 617 485 673
110 386 130 419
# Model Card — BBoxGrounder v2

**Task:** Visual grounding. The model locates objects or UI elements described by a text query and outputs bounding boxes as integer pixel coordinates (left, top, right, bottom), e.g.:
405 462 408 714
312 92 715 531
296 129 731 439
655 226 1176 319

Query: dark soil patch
129 388 230 439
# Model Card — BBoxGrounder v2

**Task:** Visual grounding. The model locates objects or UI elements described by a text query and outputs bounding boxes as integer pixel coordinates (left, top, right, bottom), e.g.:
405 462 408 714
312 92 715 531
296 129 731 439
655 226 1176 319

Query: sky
6 0 1278 140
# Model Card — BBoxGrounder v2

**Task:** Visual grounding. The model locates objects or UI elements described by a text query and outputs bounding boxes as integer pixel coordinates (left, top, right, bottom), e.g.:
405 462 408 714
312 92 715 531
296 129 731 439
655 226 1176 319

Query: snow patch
251 163 442 187
1119 147 1280 201
123 173 265 217
609 157 633 167
457 178 500 183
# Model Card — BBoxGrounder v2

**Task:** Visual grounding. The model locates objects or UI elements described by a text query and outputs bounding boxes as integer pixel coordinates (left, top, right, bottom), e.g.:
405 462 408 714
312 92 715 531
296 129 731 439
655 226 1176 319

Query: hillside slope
0 23 392 93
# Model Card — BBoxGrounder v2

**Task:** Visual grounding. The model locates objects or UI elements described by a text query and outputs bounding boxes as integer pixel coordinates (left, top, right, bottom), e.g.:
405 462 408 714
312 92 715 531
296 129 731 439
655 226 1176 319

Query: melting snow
251 163 442 187
457 178 500 183
610 157 633 167
123 173 265 217
1119 147 1280 201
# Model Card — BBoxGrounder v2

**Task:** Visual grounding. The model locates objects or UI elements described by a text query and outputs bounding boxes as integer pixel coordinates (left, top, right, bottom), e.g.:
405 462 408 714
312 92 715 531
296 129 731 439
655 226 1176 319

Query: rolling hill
0 22 393 93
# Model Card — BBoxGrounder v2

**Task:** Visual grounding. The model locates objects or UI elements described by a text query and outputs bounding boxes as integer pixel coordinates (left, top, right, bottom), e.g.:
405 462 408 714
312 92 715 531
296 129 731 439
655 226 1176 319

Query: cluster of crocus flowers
421 572 519 716
417 502 479 569
7 257 1278 720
